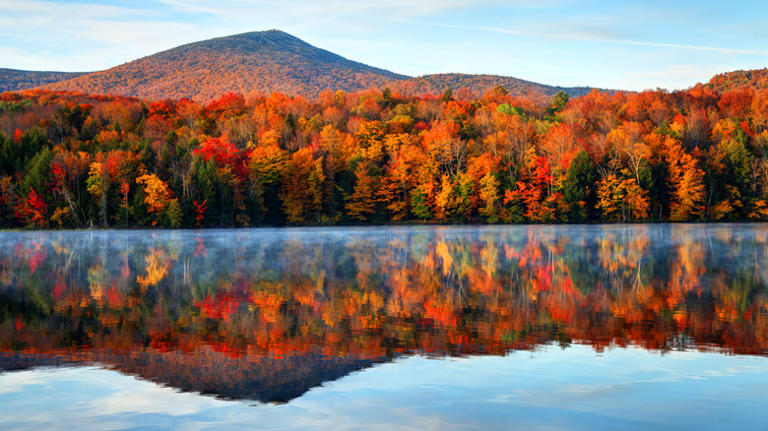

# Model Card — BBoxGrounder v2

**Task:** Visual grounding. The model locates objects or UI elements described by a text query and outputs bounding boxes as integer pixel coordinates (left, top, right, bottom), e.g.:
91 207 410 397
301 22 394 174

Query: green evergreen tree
563 150 598 221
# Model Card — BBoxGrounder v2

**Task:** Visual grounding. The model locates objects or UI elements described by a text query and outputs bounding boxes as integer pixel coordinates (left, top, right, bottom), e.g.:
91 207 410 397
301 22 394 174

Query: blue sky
1 0 766 91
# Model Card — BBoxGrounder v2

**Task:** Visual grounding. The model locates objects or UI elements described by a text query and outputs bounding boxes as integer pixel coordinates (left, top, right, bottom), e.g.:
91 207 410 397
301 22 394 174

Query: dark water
1 224 767 430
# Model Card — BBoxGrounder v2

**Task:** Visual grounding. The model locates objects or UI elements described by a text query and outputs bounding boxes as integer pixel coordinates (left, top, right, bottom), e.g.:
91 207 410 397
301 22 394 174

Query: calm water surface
1 224 767 430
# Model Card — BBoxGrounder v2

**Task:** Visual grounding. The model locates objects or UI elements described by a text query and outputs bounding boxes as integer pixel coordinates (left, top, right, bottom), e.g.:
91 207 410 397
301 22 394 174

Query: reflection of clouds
84 379 219 416
487 391 527 403
0 367 241 430
556 383 622 395
0 368 51 395
1 345 768 430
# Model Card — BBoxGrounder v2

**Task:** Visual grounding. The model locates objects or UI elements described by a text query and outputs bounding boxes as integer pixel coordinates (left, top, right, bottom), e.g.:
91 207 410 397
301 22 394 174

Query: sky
0 0 767 91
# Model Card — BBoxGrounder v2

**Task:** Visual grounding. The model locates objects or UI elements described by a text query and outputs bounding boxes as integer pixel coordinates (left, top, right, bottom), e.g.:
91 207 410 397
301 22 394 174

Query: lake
1 224 767 430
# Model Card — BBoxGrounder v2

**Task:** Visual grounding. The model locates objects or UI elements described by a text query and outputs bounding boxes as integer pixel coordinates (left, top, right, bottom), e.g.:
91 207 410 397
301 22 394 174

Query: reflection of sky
2 345 767 430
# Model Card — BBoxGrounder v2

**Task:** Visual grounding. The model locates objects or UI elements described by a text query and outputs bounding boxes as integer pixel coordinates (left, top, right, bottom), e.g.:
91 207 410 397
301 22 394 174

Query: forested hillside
0 69 86 93
389 73 596 99
1 82 768 229
706 68 768 92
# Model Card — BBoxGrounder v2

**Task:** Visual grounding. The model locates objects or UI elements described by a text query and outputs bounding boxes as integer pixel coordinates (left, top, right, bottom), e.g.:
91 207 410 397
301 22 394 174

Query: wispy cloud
0 0 233 70
152 0 487 28
413 21 768 56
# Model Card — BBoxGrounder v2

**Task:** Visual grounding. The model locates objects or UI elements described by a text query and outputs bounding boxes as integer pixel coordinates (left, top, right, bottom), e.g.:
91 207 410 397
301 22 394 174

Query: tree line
1 83 768 228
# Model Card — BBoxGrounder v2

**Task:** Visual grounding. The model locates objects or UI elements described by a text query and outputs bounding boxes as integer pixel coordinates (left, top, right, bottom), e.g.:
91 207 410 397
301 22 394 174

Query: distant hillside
41 30 409 101
0 68 85 93
390 73 597 98
705 68 768 92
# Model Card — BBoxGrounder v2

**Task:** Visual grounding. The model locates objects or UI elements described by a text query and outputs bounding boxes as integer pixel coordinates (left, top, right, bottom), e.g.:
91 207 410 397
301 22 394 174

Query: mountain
0 68 86 93
40 30 408 101
705 68 768 92
2 29 606 101
390 73 597 98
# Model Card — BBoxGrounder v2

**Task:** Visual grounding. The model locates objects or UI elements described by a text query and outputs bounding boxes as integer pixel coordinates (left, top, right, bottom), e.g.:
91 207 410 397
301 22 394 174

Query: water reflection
1 225 768 402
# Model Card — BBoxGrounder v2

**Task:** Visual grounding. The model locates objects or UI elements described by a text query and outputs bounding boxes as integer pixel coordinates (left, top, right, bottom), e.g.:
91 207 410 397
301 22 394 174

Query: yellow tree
434 174 456 221
596 173 649 222
665 138 705 221
606 121 651 184
136 173 175 225
478 172 500 223
86 161 109 226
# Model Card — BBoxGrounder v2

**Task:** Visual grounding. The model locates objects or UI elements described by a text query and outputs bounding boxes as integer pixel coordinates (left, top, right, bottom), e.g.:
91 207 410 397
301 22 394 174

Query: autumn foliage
3 82 768 228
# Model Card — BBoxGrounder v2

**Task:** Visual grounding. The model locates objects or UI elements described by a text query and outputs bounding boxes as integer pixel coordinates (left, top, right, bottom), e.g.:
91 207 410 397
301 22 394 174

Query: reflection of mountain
0 348 385 403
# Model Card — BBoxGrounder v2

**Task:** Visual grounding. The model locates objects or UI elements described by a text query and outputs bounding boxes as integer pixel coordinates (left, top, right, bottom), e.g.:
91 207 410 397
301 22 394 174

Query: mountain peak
165 29 322 56
202 29 306 44
40 30 408 101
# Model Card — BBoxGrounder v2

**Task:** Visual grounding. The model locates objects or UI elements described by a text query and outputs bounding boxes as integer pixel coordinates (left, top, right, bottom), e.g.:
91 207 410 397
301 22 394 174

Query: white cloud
0 1 226 70
0 367 52 395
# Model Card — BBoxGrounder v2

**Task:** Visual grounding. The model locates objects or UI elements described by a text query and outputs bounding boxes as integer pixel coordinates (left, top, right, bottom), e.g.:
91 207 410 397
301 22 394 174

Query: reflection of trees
2 226 768 361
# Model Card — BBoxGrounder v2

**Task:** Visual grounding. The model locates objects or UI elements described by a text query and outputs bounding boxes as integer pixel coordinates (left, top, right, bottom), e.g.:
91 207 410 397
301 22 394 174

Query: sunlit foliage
3 84 768 227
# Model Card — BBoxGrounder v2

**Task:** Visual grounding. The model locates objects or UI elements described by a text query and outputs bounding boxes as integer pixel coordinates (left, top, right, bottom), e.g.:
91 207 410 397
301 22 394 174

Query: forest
1 83 768 228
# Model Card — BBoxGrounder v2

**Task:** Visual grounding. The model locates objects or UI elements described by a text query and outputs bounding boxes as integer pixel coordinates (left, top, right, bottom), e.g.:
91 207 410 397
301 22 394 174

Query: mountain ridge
390 72 598 98
0 68 87 93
